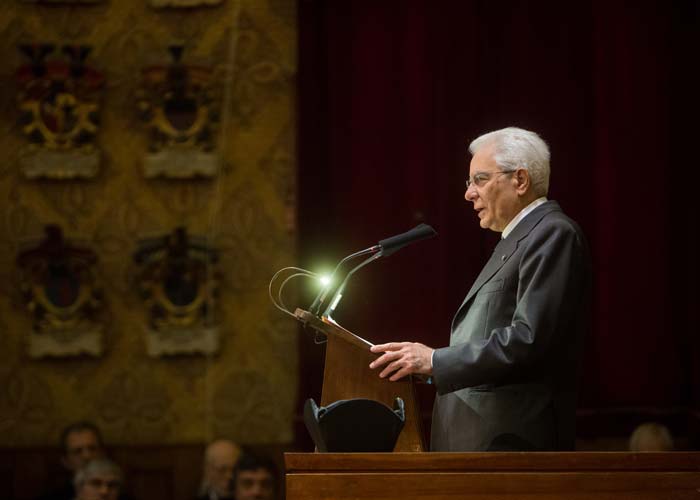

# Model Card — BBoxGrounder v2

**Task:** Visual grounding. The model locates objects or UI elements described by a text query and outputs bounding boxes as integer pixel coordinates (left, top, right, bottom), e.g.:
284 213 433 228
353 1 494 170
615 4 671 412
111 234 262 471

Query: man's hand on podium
369 342 434 381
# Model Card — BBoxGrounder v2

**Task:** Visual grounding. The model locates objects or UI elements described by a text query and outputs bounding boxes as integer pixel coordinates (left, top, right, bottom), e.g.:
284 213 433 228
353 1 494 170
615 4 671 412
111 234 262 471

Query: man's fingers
369 350 402 369
379 360 404 379
389 367 410 381
370 342 406 353
370 342 433 380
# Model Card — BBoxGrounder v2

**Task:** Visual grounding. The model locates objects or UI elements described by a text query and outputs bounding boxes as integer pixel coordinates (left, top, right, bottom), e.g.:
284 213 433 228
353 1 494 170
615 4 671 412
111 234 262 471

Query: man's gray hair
469 127 551 196
73 458 123 488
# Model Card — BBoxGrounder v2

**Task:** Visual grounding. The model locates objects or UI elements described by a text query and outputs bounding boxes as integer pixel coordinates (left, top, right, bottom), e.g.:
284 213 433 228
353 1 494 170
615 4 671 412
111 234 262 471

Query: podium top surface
295 308 373 349
285 452 700 472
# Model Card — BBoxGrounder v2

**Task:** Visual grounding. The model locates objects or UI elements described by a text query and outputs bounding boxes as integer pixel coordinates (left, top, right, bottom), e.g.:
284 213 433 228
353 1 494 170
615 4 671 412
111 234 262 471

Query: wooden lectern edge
293 307 430 386
294 308 374 350
321 315 373 347
284 451 700 472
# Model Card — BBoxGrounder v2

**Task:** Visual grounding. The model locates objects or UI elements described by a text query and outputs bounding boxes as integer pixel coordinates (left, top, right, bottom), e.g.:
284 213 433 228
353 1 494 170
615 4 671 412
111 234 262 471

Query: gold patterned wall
0 0 298 446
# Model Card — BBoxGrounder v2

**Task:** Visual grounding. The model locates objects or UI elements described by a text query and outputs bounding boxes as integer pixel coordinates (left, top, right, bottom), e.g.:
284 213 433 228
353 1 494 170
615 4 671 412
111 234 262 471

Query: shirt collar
501 197 548 239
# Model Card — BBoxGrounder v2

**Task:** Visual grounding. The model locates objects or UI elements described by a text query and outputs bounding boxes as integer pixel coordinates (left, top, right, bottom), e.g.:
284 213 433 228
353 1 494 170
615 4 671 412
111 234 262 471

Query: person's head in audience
629 422 674 451
231 452 277 500
60 421 106 473
200 439 241 500
74 458 123 500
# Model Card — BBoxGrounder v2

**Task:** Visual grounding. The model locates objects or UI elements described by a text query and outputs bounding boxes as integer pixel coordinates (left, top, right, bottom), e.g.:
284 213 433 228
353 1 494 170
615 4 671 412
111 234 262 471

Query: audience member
196 439 241 500
74 458 123 500
38 421 106 500
231 452 277 500
629 422 674 451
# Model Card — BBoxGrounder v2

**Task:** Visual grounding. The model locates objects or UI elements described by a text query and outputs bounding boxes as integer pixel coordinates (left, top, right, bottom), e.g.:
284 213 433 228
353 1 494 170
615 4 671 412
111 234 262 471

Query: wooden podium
285 451 700 500
294 308 424 452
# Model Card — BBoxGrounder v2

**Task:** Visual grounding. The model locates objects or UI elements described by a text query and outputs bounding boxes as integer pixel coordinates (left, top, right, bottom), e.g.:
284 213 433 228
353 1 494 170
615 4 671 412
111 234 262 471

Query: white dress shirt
501 197 548 239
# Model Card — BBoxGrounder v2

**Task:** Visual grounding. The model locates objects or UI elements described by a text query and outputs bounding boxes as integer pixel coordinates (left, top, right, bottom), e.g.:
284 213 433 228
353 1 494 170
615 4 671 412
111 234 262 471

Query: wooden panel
111 446 204 500
0 449 65 500
0 466 15 500
285 452 700 500
285 451 700 472
288 472 700 500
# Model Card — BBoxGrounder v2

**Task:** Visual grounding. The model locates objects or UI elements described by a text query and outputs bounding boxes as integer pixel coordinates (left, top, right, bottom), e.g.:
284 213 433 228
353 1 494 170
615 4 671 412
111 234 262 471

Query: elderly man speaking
370 127 591 451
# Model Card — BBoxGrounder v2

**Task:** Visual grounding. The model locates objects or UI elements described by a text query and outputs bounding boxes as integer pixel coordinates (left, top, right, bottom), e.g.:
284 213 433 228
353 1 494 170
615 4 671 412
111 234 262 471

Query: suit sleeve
432 218 586 395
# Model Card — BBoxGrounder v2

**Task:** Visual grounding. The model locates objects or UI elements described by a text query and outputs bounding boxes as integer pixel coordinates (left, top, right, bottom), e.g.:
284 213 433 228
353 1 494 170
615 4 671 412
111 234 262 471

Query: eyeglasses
465 170 515 190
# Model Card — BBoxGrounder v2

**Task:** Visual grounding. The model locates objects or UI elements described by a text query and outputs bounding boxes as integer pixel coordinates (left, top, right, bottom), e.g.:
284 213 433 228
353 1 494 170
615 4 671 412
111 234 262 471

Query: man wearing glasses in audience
370 127 591 452
38 421 131 500
74 459 123 500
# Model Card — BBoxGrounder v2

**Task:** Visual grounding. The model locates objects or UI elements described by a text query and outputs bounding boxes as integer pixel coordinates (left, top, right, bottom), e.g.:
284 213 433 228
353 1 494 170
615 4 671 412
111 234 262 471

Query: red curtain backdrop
297 0 699 445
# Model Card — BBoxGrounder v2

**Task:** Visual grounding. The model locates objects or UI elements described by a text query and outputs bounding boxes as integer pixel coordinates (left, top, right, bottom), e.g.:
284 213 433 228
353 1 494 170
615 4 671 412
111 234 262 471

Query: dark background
296 0 700 448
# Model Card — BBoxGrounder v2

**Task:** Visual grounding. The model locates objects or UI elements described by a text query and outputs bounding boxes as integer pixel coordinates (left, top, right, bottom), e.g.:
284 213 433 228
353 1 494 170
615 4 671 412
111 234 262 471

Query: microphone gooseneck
310 223 437 318
308 244 381 315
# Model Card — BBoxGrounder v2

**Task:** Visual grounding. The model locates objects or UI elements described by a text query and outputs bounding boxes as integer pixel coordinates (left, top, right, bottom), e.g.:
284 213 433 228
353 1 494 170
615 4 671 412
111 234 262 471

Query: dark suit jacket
431 200 591 451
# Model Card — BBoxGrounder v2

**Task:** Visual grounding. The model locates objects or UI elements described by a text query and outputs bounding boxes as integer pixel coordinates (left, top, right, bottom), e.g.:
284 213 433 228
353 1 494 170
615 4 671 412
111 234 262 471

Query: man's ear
514 168 530 195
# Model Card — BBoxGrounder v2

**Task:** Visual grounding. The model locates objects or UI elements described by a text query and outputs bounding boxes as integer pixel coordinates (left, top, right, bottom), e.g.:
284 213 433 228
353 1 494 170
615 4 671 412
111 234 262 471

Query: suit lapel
456 201 561 310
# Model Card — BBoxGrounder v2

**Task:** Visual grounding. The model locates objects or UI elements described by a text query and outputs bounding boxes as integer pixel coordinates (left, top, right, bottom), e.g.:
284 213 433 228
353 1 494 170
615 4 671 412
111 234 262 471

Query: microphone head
378 223 437 257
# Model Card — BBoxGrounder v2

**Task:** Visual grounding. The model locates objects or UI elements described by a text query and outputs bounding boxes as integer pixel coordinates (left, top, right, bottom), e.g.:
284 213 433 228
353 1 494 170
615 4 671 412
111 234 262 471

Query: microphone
309 223 437 318
308 244 381 315
377 223 437 257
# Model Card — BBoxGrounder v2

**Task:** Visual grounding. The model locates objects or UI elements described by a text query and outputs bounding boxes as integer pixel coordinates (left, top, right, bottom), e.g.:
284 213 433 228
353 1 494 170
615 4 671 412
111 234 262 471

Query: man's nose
464 185 477 202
